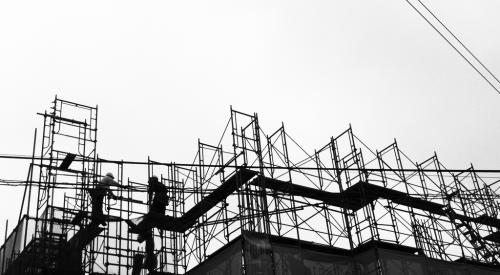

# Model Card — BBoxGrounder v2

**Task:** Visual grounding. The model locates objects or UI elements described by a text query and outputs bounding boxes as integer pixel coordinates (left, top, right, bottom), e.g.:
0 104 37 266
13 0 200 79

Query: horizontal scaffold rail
257 176 500 228
136 168 259 232
139 169 500 234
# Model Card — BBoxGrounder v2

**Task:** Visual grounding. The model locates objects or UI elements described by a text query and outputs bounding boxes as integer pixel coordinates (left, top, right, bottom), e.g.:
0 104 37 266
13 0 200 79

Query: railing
0 215 36 274
0 206 68 274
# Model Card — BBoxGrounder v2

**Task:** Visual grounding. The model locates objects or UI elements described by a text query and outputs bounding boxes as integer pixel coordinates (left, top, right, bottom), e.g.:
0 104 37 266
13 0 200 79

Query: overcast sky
0 0 499 229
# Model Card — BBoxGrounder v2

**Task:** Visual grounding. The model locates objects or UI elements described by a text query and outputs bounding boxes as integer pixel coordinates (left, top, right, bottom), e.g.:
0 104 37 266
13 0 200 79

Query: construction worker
144 175 170 271
148 175 169 216
127 176 169 272
90 172 120 225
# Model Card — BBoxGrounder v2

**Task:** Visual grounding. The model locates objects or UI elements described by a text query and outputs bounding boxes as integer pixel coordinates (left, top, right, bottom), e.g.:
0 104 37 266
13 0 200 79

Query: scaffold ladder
442 204 500 264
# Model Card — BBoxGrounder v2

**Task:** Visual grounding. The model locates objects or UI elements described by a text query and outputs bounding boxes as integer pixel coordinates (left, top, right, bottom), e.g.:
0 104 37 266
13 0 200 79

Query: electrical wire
405 0 500 94
2 153 500 173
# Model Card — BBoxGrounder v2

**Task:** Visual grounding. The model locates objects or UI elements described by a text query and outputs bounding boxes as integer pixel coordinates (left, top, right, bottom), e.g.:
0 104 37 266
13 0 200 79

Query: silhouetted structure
0 97 499 274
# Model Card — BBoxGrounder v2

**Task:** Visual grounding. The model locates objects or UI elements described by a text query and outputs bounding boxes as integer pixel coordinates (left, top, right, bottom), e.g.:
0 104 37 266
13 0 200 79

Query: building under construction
0 97 499 274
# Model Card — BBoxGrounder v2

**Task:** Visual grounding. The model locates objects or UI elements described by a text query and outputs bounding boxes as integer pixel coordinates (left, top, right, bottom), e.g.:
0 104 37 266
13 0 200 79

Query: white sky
0 0 499 231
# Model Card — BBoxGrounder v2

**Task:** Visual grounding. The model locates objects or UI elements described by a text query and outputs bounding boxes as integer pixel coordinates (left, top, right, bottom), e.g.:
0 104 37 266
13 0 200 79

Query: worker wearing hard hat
90 172 121 225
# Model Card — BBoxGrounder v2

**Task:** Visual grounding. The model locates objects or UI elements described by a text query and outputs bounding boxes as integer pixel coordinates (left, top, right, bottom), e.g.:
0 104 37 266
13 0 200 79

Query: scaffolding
0 97 499 274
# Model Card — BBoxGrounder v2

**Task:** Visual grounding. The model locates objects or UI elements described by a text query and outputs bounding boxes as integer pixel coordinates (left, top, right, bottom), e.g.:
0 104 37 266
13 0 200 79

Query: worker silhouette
148 175 169 217
128 175 170 272
90 172 120 225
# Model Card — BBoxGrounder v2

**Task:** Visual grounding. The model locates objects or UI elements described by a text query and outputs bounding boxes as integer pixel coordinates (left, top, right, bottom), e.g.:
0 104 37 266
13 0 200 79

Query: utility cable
2 153 500 173
405 0 500 94
416 0 500 86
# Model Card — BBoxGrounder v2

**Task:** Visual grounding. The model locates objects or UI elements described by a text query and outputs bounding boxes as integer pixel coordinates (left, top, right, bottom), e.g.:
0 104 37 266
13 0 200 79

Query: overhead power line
405 0 500 94
2 153 500 173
